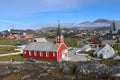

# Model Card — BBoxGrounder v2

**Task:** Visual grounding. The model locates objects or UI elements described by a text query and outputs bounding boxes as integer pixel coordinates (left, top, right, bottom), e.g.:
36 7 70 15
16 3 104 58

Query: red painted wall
23 50 58 61
57 43 68 60
23 43 68 61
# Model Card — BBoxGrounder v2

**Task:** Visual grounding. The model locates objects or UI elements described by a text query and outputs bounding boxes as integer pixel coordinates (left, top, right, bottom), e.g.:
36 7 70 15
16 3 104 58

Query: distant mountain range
77 18 111 28
0 18 112 33
75 18 112 31
39 18 112 31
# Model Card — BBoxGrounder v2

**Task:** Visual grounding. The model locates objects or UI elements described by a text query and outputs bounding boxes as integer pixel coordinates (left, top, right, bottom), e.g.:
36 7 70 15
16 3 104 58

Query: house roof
34 38 48 42
24 42 60 52
94 43 115 58
102 40 116 46
82 45 91 49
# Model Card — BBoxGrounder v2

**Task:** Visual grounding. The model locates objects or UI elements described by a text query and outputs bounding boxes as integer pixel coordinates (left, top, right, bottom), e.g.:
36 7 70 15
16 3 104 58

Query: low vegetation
2 73 23 80
77 50 94 56
47 37 81 47
0 38 29 45
65 38 80 47
0 46 18 54
0 38 18 45
114 44 120 56
114 44 120 51
0 61 119 80
101 59 117 66
0 54 26 61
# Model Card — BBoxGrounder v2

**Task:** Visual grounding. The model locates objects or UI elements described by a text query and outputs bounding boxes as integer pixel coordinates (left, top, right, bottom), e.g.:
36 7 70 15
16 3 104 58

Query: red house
23 23 68 61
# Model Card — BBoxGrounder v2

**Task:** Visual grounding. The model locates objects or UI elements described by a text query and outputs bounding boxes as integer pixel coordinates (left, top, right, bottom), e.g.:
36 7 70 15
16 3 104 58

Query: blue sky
0 0 120 31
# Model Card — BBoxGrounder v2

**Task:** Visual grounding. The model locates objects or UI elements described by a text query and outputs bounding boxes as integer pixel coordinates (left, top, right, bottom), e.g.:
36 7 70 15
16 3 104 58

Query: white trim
40 51 42 57
34 51 37 56
29 51 32 56
46 52 49 57
53 52 56 57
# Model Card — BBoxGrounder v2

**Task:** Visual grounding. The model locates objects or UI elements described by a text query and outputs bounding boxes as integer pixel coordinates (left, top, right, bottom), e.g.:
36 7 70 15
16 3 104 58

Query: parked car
27 58 35 62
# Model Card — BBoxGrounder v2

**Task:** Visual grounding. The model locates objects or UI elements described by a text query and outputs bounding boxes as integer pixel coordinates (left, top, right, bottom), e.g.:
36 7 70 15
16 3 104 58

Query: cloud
0 19 26 26
31 22 75 29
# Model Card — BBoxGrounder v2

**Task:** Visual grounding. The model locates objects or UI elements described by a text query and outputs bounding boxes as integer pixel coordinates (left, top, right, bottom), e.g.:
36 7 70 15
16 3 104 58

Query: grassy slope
0 47 18 54
0 54 26 61
47 37 81 47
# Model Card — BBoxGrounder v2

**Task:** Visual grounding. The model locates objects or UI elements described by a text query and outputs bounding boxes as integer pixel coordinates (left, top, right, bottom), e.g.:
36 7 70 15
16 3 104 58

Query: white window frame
29 51 32 56
40 51 42 57
46 52 49 57
34 51 37 56
53 52 56 57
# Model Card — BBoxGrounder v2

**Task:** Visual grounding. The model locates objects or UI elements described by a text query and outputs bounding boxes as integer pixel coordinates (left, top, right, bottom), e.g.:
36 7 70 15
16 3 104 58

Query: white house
76 45 92 54
93 43 115 59
80 45 92 52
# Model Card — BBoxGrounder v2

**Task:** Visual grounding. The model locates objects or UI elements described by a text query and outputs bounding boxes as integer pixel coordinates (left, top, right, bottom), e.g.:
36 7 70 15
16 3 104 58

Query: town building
75 34 83 38
102 40 116 47
33 38 48 42
79 45 92 52
90 36 102 44
23 22 68 61
23 33 33 39
76 45 92 54
110 20 120 35
93 43 115 59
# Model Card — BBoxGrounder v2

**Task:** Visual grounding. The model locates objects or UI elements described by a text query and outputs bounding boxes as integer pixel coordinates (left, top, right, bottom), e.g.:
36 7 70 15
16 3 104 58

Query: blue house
93 43 115 59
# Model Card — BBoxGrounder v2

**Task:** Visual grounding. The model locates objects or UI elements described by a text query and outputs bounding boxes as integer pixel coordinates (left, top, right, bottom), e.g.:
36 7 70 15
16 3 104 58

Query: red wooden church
23 22 68 61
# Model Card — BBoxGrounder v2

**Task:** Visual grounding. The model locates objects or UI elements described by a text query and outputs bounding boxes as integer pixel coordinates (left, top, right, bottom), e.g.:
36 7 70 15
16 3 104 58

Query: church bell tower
56 21 64 43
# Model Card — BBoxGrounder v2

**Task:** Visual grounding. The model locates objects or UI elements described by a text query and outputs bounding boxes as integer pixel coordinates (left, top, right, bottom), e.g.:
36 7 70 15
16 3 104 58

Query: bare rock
21 74 31 80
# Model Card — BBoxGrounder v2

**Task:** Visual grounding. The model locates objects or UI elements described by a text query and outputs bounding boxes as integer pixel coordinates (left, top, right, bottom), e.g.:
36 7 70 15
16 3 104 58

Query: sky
0 0 120 31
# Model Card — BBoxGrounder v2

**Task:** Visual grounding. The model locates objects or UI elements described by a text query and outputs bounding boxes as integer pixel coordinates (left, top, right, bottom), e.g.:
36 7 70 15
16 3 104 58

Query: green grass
101 59 117 66
64 38 80 47
77 50 94 56
0 46 19 54
47 37 81 47
0 38 18 45
0 38 30 45
114 44 120 51
0 54 26 61
114 44 120 56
